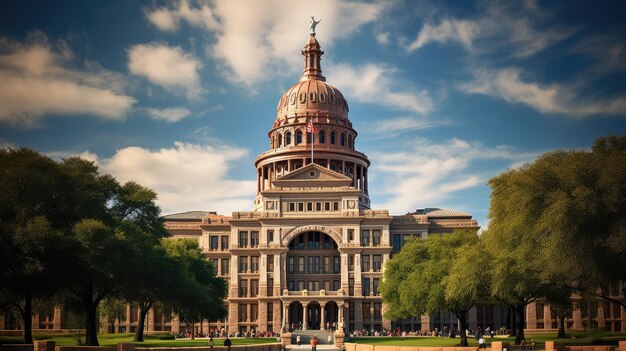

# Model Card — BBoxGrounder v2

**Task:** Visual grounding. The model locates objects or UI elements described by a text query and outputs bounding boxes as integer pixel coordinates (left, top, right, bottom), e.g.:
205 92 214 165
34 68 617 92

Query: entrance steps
291 329 335 345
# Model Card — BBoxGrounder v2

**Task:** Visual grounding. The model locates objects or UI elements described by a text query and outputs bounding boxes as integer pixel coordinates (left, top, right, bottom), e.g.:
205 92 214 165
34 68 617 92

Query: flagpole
310 117 314 164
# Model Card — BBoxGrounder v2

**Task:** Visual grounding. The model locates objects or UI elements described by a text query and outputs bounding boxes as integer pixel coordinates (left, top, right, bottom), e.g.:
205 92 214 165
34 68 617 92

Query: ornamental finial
309 16 321 35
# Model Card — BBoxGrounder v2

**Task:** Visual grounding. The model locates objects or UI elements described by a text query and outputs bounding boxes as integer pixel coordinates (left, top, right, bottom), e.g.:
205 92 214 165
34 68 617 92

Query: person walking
311 336 318 351
479 336 486 349
327 333 332 344
297 335 301 346
224 336 232 351
209 336 214 349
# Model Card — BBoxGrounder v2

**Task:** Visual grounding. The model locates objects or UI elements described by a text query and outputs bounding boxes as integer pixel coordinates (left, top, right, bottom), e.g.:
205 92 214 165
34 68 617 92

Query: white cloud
64 142 256 216
327 63 434 114
406 2 576 58
146 0 385 84
0 33 135 128
372 138 538 214
374 31 390 45
459 67 626 117
144 107 192 123
128 43 202 97
147 0 219 32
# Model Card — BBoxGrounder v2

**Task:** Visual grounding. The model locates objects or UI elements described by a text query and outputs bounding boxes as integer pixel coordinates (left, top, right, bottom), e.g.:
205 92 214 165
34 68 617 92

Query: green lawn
0 333 278 347
350 331 626 347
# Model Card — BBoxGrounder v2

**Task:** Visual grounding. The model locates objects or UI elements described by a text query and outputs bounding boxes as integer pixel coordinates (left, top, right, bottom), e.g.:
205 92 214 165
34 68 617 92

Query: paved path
286 345 341 351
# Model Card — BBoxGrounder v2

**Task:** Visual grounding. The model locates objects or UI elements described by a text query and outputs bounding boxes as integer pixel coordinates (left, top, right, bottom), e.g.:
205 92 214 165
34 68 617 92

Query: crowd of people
176 327 279 339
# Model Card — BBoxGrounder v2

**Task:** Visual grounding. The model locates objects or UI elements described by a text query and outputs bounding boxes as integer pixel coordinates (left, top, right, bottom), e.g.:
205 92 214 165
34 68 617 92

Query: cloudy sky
1 0 625 228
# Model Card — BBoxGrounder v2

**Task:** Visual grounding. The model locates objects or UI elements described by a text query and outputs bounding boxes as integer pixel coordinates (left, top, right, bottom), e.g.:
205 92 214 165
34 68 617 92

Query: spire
300 33 326 81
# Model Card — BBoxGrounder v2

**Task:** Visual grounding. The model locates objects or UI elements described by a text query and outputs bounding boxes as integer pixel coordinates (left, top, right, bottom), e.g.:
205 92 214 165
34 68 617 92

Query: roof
162 211 216 220
411 208 472 218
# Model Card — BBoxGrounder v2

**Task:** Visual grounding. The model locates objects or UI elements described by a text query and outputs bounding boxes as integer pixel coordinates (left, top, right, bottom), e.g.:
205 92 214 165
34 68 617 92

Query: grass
0 333 279 347
349 331 626 347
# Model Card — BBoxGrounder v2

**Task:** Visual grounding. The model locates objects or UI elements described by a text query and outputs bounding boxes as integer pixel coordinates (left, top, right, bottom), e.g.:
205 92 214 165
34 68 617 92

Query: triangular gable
272 163 353 187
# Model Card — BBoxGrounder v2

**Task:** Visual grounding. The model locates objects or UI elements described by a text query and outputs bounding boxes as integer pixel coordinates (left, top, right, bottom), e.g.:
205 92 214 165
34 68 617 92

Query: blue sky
1 0 625 228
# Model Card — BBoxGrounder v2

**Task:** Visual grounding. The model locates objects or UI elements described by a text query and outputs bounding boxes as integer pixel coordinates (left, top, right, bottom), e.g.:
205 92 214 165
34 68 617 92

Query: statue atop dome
309 16 321 35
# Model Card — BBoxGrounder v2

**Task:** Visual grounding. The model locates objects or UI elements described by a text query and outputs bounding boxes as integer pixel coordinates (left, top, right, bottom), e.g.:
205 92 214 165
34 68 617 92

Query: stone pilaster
544 304 552 329
321 304 326 329
597 304 606 329
303 302 309 330
573 307 583 330
258 301 268 333
53 307 63 329
421 314 431 332
228 302 238 335
274 254 282 296
340 253 349 292
526 303 537 329
171 314 180 334
147 307 155 332
354 254 362 296
273 300 282 332
381 303 391 330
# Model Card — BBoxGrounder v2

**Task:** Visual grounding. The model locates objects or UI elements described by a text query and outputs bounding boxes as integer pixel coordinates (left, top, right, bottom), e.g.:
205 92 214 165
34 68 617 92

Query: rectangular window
373 255 382 272
298 202 304 211
316 202 322 211
250 279 259 296
333 280 340 291
307 202 313 211
614 303 621 318
361 255 370 272
314 256 321 273
239 231 248 248
298 280 305 291
221 258 229 275
324 202 330 211
268 255 274 272
268 230 274 243
333 256 340 273
267 302 273 321
374 303 382 320
288 281 294 291
267 278 274 296
324 256 330 273
349 278 354 295
250 304 258 321
239 256 248 273
221 236 229 250
392 234 401 252
348 229 354 241
536 303 544 320
211 258 218 272
298 256 305 273
239 304 247 322
239 279 248 297
361 230 370 246
373 278 380 295
288 257 295 274
349 255 354 271
363 302 372 320
210 236 219 251
289 202 295 211
372 230 381 247
402 234 410 246
251 256 259 272
250 231 259 247
324 280 331 291
362 278 370 296
333 202 339 211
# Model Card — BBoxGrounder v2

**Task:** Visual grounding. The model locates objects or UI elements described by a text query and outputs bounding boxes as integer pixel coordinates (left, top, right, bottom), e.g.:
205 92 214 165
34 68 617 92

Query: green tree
162 239 227 339
381 230 482 346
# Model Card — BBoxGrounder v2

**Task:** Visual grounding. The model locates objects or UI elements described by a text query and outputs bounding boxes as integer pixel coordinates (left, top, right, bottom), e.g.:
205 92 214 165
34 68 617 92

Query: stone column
526 303 537 329
354 253 362 296
573 306 583 330
338 302 345 330
260 253 268 297
421 314 431 333
274 254 282 296
303 302 309 330
53 307 63 330
273 301 282 332
340 253 349 292
283 303 290 330
597 304 606 329
544 305 552 329
228 302 238 335
321 304 326 330
281 253 288 293
259 302 268 333
125 304 131 332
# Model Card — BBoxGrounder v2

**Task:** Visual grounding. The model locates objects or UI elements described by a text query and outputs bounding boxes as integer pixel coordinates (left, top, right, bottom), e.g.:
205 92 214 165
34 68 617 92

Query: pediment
272 163 352 187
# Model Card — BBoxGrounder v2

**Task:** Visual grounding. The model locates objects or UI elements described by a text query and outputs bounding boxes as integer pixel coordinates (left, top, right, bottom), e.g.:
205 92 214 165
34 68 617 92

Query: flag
306 120 318 133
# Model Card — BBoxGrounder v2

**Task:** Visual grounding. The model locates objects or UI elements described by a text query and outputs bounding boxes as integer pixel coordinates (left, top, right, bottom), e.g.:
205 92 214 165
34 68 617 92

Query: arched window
319 130 326 144
348 134 353 149
285 132 292 145
340 133 346 146
278 133 283 147
330 131 336 145
296 130 303 145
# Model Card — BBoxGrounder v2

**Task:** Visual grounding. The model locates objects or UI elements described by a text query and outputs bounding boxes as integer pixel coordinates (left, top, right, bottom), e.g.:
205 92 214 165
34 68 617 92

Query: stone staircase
291 329 335 345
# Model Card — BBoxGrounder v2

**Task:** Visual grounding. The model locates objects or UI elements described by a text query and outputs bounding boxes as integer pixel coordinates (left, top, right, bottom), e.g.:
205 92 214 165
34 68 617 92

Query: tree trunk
515 302 526 345
557 315 566 338
505 307 512 335
85 298 99 346
456 311 469 346
511 307 517 337
23 295 33 344
134 303 149 342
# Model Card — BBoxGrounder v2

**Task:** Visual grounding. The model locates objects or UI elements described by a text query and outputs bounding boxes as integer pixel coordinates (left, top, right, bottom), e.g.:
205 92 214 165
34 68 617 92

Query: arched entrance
324 301 339 330
288 302 303 330
307 302 322 330
286 231 341 293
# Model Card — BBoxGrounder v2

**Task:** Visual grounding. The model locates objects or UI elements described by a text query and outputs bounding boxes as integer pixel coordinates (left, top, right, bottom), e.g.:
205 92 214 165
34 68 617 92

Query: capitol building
161 32 481 335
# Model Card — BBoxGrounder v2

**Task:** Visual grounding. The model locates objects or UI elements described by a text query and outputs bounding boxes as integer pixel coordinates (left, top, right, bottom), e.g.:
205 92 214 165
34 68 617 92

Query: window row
286 201 340 212
238 279 259 297
209 258 230 275
392 233 423 253
287 279 341 292
358 230 382 247
275 130 355 149
238 256 260 273
288 232 338 250
238 303 258 322
287 255 341 274
347 254 383 272
348 302 382 321
238 231 259 248
209 235 229 251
